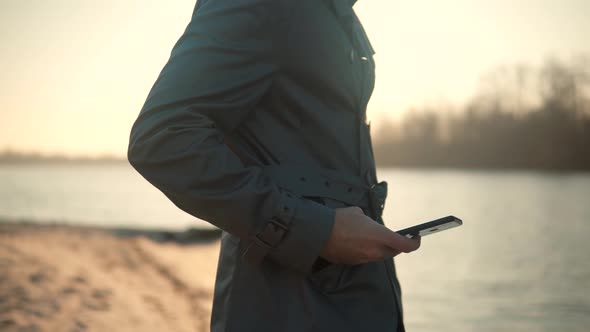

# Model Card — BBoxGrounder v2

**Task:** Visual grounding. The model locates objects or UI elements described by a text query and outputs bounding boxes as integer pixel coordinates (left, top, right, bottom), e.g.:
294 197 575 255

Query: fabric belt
265 164 366 206
224 138 386 262
242 164 388 265
262 164 387 220
223 137 386 217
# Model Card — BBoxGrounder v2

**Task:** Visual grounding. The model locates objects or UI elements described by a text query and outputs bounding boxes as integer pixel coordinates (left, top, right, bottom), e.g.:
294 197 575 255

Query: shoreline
0 221 221 332
0 218 221 244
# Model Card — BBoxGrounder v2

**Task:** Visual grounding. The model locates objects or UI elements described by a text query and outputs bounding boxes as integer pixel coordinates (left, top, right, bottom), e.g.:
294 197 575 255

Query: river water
1 164 589 331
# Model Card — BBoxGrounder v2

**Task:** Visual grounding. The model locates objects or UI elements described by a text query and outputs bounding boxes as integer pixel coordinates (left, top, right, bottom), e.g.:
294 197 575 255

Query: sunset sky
1 0 589 157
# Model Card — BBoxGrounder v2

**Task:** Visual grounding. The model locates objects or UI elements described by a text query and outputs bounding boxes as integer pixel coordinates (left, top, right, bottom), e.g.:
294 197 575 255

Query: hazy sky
1 0 589 157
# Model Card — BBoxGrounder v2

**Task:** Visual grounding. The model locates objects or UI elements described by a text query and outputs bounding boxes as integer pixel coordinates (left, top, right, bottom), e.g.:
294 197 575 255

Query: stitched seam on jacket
223 237 244 332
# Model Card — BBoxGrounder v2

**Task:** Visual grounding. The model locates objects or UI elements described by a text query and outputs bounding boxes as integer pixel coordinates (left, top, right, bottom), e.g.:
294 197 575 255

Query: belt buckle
255 217 288 248
368 181 388 220
242 217 288 264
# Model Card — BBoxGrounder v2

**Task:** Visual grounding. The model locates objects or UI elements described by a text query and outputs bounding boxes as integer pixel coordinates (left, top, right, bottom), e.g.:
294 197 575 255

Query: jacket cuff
270 194 335 274
242 190 335 275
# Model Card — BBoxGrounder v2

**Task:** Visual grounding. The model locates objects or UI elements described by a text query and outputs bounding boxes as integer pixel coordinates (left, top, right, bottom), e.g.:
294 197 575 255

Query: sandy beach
0 221 222 332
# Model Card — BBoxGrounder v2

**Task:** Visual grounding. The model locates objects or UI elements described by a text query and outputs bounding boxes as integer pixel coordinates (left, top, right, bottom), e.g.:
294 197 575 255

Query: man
128 0 421 331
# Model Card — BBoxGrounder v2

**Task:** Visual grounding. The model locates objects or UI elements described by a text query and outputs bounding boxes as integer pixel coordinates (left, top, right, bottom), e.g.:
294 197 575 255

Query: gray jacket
128 0 405 331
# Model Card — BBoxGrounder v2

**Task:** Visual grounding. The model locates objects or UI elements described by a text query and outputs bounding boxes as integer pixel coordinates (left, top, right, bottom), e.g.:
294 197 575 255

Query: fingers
386 232 422 253
401 234 421 252
348 206 365 216
376 245 402 260
388 249 402 257
411 235 421 251
361 246 398 263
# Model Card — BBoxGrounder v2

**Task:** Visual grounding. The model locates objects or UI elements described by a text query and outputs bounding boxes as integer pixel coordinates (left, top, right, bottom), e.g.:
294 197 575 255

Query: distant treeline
0 151 126 164
373 56 590 171
3 57 589 171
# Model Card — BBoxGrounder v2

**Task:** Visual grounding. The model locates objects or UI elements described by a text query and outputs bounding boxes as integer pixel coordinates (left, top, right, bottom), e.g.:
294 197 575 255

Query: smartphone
396 215 463 238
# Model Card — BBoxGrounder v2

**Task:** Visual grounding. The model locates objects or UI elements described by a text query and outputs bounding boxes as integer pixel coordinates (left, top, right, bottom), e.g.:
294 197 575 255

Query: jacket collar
326 0 375 58
328 0 357 18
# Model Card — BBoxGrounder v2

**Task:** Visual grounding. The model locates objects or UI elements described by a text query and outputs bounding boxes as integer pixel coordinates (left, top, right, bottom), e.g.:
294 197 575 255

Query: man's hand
320 206 421 265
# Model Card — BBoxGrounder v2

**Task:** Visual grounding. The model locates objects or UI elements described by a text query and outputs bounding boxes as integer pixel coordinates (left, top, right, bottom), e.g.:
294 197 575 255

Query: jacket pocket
309 257 348 293
303 195 349 293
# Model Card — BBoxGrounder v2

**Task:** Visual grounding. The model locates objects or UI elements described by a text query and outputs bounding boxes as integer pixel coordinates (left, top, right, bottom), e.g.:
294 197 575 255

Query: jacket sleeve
127 0 335 274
